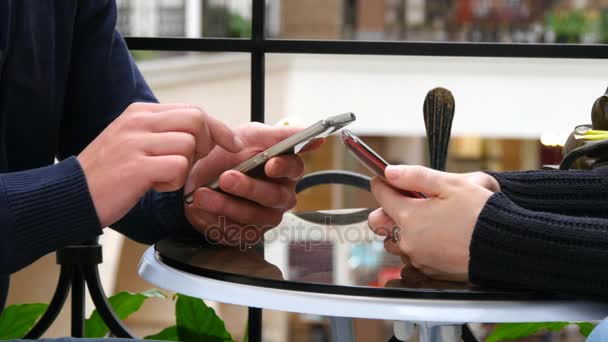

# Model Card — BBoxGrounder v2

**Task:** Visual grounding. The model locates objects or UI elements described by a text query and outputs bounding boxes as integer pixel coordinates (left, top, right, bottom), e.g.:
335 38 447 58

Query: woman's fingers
368 208 396 236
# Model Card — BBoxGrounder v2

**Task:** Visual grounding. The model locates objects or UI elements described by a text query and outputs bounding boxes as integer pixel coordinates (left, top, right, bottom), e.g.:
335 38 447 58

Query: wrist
480 171 501 192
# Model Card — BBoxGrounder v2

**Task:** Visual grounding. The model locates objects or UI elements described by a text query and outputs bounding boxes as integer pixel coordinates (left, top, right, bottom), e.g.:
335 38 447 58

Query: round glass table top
155 209 561 301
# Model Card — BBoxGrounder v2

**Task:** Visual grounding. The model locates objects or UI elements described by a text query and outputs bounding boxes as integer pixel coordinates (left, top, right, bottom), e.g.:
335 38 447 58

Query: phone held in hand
184 112 357 204
340 129 427 199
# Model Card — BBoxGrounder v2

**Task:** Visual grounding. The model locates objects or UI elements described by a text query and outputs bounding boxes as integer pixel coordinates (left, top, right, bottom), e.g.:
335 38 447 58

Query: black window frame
124 0 608 125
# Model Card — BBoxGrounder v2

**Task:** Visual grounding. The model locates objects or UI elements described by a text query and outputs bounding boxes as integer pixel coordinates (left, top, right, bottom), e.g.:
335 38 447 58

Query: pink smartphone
340 129 427 199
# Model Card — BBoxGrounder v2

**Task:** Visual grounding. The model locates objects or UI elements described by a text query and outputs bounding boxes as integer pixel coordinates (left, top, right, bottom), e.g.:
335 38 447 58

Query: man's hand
78 103 243 227
368 166 495 282
184 122 323 246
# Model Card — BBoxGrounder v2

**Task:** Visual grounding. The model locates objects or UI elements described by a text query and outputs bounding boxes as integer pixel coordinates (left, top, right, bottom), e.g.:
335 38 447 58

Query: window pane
266 53 606 138
116 0 252 38
267 0 608 44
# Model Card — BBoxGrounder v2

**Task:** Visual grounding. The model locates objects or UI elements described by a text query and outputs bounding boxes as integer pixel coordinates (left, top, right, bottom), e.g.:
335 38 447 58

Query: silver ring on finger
392 226 401 244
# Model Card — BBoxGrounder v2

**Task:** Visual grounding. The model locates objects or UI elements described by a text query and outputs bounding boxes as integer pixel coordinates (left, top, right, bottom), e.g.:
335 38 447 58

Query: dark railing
28 0 608 341
124 1 608 127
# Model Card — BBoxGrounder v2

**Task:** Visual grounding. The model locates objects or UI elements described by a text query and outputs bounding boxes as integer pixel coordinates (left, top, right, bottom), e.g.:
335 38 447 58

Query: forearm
470 193 608 298
111 189 193 245
487 168 608 218
0 157 102 274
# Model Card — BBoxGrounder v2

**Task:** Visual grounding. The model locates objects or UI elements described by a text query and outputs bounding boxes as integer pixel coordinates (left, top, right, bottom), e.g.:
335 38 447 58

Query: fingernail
233 136 245 150
385 166 400 180
222 173 238 190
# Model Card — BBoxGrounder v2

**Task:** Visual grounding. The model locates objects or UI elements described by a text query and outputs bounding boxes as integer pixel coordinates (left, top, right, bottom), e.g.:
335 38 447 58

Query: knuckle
269 213 283 227
183 134 196 155
412 165 430 180
396 211 409 225
237 175 255 196
205 195 225 214
191 105 206 115
125 111 148 128
174 155 190 172
242 209 258 224
248 122 266 130
272 187 290 207
292 157 305 178
286 196 298 210
401 241 414 255
126 102 144 112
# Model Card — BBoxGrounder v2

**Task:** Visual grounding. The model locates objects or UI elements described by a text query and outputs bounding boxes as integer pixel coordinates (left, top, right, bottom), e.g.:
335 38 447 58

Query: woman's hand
462 171 501 193
368 165 494 282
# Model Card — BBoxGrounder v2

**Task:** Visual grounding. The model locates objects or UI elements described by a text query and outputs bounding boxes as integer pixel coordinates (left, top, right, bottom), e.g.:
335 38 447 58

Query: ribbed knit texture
0 157 102 273
486 169 608 218
470 192 608 298
0 1 192 313
112 188 190 245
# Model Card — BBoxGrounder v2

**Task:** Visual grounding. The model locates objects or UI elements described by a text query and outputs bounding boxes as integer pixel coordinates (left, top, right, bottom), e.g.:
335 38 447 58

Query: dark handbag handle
296 170 371 193
294 170 372 225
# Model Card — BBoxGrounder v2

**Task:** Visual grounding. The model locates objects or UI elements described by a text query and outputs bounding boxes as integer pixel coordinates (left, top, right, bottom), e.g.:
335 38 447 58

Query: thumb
384 165 451 197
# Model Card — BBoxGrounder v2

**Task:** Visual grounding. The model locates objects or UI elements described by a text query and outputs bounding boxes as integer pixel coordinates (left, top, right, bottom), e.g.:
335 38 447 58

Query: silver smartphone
184 112 356 204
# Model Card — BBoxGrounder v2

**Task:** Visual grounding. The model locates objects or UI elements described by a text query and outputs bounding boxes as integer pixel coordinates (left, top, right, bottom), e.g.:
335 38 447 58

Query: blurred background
7 0 608 341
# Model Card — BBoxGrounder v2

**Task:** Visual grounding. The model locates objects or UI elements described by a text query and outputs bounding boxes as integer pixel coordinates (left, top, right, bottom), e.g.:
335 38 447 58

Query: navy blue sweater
0 0 188 309
1 0 607 318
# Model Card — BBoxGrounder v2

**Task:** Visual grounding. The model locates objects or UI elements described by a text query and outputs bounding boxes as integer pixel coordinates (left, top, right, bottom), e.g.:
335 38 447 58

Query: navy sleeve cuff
469 192 608 298
0 156 103 273
111 188 192 245
484 169 608 218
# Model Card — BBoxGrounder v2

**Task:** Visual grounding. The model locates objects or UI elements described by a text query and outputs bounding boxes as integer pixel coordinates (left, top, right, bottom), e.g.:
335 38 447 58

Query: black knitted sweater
470 169 608 297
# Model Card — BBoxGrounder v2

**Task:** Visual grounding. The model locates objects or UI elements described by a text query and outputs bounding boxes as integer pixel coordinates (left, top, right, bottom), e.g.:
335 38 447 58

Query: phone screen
340 130 426 199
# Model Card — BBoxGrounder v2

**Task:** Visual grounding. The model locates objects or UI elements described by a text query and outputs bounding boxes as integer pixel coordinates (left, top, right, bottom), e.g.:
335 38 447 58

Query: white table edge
138 246 608 323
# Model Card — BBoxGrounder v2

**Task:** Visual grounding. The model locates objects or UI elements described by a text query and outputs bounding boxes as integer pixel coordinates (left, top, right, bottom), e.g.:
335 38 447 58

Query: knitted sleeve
469 192 608 298
59 0 192 244
486 168 608 218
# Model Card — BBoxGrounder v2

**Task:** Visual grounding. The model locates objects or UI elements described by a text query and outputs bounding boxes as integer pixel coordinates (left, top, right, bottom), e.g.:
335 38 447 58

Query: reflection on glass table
156 208 550 300
143 209 608 342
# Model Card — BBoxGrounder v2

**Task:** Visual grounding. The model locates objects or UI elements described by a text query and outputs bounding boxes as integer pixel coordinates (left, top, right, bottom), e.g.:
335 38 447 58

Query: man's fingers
265 154 305 180
384 165 453 198
370 177 417 222
144 132 195 159
218 171 297 209
127 102 197 113
144 108 204 135
147 155 190 192
191 188 285 227
368 208 395 236
188 209 266 247
298 138 325 153
201 110 244 153
143 107 242 156
246 124 303 147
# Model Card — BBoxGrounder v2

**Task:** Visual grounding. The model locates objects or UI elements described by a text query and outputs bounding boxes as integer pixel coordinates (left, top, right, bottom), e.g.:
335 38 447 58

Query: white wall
269 54 608 140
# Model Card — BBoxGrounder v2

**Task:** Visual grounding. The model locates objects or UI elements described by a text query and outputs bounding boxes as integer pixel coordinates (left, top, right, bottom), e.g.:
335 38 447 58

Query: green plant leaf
487 322 569 342
85 289 166 338
145 325 179 341
0 303 47 339
576 322 596 337
175 294 234 342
